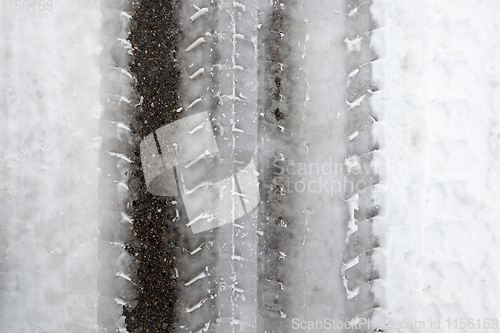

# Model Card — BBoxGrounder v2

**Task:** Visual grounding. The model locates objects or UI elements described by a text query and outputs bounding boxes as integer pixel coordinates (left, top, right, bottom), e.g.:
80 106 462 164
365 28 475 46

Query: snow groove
173 0 263 331
173 2 220 331
98 39 137 328
341 0 380 327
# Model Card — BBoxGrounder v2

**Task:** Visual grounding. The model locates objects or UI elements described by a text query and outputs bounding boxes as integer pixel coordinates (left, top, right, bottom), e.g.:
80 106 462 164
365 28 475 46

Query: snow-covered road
2 0 500 332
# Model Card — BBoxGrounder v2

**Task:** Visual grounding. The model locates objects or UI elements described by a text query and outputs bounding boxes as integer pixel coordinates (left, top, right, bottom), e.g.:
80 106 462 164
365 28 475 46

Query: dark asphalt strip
123 1 182 332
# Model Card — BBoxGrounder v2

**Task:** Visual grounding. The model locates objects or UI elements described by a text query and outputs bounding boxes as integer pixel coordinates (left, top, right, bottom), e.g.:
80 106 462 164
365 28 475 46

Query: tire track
122 1 380 332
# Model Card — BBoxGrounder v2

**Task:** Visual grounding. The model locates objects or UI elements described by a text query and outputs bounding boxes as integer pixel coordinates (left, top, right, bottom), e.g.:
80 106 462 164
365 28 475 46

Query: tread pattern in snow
342 0 380 327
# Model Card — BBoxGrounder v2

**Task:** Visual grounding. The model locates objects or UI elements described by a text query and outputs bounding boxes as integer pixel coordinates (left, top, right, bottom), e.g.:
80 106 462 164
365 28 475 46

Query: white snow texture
0 1 102 332
371 0 500 331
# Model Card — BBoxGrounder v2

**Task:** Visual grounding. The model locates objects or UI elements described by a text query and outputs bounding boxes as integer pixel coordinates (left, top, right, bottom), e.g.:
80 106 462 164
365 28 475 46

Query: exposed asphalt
123 1 181 332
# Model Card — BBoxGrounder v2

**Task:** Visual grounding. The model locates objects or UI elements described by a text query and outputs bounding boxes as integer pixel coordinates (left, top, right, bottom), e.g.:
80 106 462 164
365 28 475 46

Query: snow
288 0 349 322
0 0 135 331
186 37 207 52
371 0 500 330
0 2 102 332
190 6 210 22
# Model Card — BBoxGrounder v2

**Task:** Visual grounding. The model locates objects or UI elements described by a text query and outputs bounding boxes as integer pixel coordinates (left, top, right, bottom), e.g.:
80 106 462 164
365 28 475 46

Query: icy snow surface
0 2 102 332
289 0 348 322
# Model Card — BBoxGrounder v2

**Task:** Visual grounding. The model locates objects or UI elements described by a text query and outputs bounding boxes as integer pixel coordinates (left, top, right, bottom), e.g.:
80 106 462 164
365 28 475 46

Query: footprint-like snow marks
140 111 260 234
